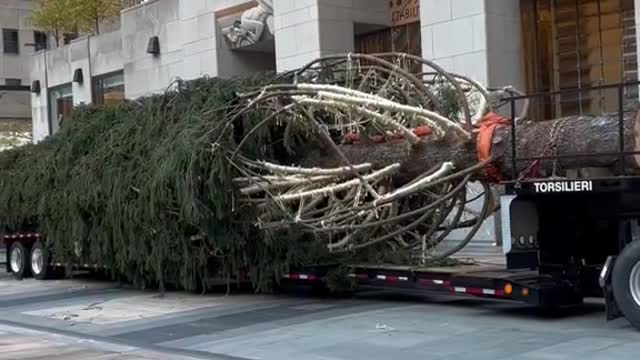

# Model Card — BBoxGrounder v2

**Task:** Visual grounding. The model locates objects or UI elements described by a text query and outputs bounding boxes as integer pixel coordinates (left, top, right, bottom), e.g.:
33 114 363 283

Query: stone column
30 51 49 142
420 0 523 89
70 38 93 107
274 0 389 72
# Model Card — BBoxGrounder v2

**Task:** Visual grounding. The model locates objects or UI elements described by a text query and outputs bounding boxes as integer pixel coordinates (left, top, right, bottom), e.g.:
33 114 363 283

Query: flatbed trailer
5 82 640 330
279 176 640 329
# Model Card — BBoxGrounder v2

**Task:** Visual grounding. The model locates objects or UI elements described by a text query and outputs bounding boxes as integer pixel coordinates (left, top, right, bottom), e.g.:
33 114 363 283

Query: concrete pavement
0 273 639 360
0 323 205 360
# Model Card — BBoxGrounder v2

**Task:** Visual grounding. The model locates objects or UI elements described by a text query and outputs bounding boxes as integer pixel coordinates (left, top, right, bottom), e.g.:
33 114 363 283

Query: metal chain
549 117 569 178
516 117 569 181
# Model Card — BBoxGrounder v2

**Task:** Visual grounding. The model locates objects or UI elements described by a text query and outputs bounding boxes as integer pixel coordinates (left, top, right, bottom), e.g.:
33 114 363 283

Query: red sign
390 0 420 26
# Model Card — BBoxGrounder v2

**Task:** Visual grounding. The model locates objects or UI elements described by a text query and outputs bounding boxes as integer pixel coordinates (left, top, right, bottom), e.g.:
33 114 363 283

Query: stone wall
420 0 523 89
274 0 390 72
420 0 489 84
30 0 278 139
121 0 273 99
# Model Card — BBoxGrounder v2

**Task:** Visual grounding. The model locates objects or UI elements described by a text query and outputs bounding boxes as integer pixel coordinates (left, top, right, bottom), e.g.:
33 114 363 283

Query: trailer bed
284 258 582 307
352 262 507 274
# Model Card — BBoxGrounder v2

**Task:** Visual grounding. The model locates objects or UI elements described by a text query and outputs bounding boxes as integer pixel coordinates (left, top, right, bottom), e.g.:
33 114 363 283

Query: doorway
355 22 422 73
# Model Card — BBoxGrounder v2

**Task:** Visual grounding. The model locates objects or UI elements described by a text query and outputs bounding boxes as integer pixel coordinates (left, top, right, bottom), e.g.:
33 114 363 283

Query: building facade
0 0 39 134
33 0 640 134
28 0 640 247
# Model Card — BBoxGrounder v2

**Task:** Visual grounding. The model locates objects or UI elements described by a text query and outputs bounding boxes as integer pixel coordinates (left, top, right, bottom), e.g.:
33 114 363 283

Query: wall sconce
147 36 160 55
73 68 84 84
31 80 41 94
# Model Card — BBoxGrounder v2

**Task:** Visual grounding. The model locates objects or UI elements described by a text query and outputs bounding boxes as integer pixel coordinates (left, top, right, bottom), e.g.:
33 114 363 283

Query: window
4 78 21 86
521 0 638 118
3 29 19 54
92 72 125 105
49 84 73 134
34 31 47 51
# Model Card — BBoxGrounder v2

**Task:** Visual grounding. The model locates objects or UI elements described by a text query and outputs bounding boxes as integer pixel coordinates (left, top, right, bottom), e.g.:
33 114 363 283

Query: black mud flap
601 256 623 321
604 284 622 320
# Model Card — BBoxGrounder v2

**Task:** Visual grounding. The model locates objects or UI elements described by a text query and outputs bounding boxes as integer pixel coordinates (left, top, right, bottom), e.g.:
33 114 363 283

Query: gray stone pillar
274 0 389 72
30 51 49 142
420 0 523 89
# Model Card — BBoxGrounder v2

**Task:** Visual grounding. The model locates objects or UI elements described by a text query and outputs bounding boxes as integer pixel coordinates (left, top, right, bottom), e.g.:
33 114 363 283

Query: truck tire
612 240 640 329
9 242 29 280
29 241 51 280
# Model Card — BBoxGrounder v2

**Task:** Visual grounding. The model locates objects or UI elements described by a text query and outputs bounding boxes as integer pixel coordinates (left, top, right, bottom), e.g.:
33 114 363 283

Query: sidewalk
0 323 206 360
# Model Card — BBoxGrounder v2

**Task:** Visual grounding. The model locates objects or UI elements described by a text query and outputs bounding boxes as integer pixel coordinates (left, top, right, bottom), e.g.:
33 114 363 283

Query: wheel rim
630 260 640 307
10 247 23 273
31 247 44 276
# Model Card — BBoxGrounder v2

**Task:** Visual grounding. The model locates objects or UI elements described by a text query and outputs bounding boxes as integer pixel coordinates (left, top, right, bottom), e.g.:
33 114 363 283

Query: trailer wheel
29 241 51 280
9 242 29 280
612 240 640 329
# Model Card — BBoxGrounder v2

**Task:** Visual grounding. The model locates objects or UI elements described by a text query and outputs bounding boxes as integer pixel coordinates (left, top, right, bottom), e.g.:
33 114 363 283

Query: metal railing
508 81 640 180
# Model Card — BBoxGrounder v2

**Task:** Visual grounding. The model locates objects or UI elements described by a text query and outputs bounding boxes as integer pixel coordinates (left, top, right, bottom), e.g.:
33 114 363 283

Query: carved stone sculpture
223 0 274 48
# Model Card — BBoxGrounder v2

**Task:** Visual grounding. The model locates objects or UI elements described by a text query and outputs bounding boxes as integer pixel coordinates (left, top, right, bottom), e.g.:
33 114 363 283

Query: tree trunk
301 111 640 183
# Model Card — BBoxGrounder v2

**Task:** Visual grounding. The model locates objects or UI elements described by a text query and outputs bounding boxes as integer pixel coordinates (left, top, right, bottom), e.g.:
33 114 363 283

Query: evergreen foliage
0 76 328 292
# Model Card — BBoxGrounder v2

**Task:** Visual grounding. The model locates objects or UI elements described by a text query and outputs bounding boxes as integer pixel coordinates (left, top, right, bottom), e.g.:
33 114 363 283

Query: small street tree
76 0 122 35
30 0 78 47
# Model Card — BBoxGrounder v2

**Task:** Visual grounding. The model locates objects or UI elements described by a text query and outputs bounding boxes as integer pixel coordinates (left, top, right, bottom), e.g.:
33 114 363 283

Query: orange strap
476 112 511 182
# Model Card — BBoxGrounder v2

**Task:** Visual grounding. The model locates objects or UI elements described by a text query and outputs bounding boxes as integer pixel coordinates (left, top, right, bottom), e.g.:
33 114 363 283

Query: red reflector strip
282 274 317 281
418 279 504 297
449 286 505 297
466 288 484 296
376 275 409 282
417 279 452 287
